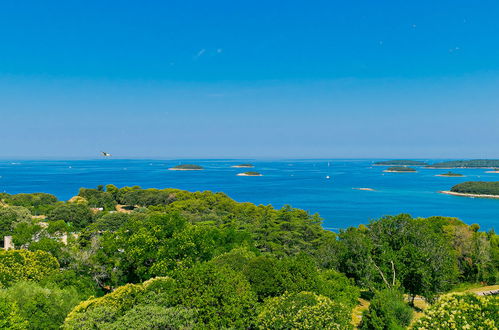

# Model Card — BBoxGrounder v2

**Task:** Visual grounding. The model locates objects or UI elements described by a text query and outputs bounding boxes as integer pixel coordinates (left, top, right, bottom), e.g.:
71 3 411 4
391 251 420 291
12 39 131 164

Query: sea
0 159 497 231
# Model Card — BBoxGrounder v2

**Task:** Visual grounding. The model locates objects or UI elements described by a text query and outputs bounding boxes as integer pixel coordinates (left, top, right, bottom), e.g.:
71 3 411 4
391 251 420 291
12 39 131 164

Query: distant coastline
440 190 499 199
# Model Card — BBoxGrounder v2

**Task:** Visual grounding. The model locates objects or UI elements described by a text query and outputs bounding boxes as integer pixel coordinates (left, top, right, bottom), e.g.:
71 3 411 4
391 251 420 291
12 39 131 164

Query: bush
257 291 352 329
413 293 498 329
360 289 413 330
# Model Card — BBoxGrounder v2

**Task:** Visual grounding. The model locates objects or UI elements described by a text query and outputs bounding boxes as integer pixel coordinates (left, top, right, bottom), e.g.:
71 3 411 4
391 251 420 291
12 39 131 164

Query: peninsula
440 181 499 198
383 166 417 173
428 160 499 169
237 171 262 176
374 160 427 166
168 164 204 171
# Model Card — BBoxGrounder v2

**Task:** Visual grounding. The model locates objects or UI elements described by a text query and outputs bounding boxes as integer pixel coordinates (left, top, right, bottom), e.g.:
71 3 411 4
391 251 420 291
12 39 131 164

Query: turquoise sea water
0 159 498 230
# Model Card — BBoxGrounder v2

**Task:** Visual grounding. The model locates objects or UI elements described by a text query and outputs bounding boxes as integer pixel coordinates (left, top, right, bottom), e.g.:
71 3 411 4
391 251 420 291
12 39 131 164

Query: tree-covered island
231 163 255 168
443 181 499 198
168 164 204 170
436 171 464 177
374 160 428 166
237 171 262 176
383 166 417 173
0 185 497 329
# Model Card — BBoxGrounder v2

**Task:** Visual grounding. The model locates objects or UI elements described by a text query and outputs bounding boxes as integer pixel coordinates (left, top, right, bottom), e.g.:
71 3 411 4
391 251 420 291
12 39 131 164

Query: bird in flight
101 151 112 157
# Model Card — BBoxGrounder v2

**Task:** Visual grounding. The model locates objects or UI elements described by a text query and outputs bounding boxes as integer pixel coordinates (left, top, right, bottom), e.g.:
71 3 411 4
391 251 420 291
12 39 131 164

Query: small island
237 171 263 176
485 168 499 173
383 166 417 173
374 160 427 166
169 164 204 171
231 163 255 168
427 159 499 169
440 181 499 199
436 172 464 177
353 187 375 191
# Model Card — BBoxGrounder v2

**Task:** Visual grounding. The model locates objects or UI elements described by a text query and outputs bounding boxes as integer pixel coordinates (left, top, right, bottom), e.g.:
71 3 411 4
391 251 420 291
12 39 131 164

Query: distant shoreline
237 173 262 176
439 191 499 199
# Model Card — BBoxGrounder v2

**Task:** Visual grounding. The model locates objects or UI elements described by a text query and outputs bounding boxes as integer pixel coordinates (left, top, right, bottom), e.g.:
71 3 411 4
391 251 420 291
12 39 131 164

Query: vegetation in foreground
0 186 498 329
451 181 499 196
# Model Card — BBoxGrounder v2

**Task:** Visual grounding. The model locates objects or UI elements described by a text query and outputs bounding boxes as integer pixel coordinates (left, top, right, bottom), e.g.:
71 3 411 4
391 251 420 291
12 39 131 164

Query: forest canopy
0 185 497 329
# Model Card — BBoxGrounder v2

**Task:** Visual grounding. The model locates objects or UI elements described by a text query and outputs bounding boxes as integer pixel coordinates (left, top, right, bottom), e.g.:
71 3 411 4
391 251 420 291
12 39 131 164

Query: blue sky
1 1 499 158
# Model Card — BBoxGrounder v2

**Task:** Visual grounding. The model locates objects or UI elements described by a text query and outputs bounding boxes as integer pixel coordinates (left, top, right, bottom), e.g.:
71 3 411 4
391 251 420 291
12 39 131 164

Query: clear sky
1 1 499 159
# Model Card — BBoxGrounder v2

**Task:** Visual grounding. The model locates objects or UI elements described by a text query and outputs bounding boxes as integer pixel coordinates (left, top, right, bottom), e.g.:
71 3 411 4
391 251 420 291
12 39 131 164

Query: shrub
413 293 498 329
257 291 352 329
360 289 413 330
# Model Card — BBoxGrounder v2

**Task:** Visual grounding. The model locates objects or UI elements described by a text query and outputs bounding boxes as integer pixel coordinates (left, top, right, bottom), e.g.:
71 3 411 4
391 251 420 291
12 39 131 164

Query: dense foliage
257 291 352 329
0 193 58 215
0 185 497 328
374 160 427 166
429 159 499 168
413 293 499 329
451 181 499 196
360 289 413 329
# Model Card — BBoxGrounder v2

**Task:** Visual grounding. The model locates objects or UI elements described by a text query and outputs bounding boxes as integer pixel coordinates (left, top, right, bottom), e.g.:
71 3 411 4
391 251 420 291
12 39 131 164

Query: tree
337 215 458 302
0 297 28 329
65 264 258 329
48 203 94 229
0 281 81 329
105 305 196 330
0 250 59 287
257 291 352 329
2 193 58 215
0 206 32 239
167 263 258 328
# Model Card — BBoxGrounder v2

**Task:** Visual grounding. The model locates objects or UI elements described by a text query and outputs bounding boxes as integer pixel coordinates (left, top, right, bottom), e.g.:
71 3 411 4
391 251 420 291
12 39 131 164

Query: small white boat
326 175 330 179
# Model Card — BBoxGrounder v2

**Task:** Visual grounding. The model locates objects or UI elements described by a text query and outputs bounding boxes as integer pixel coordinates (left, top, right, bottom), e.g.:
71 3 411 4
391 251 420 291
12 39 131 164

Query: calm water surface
0 159 498 230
